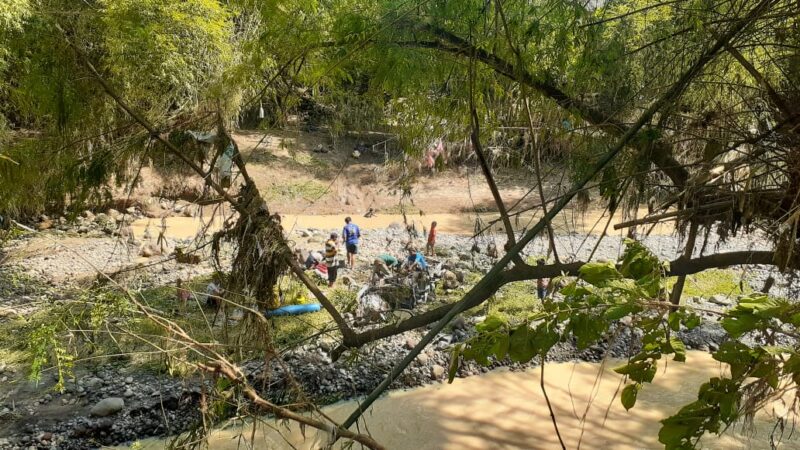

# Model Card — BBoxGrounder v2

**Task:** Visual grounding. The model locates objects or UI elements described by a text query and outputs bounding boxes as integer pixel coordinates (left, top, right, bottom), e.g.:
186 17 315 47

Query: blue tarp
265 303 322 317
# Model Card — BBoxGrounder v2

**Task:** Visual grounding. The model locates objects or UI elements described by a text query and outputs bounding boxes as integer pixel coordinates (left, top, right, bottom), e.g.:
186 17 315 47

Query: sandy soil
125 129 651 226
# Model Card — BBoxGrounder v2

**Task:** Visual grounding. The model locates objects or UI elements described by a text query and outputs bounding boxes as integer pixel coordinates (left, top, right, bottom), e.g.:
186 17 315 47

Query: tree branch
725 44 794 120
405 21 691 189
59 24 357 348
335 10 761 431
330 248 777 358
469 86 522 261
198 362 386 450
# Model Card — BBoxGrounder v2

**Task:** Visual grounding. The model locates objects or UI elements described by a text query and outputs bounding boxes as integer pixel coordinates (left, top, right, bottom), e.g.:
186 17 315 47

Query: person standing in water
426 221 437 256
342 216 361 269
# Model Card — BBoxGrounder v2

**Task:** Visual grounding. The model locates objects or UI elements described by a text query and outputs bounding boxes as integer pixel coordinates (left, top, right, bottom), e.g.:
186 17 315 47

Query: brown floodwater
110 351 797 450
132 208 674 241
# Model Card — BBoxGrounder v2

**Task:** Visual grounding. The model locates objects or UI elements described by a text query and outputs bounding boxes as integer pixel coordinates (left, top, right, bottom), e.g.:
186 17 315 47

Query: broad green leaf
579 261 623 287
508 325 536 363
667 312 680 331
712 341 755 379
605 303 638 321
614 359 657 383
720 314 760 338
490 334 510 360
621 383 640 410
569 313 607 349
476 315 507 332
530 322 559 355
684 313 701 329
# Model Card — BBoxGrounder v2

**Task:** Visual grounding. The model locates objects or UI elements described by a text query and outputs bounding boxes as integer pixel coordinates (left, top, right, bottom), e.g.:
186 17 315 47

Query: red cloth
427 227 436 244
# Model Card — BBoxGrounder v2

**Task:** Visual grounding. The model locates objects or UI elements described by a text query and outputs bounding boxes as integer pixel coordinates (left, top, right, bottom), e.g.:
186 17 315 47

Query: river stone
90 397 124 417
404 337 419 350
431 364 445 379
84 377 103 389
140 243 161 258
451 316 467 331
709 294 733 306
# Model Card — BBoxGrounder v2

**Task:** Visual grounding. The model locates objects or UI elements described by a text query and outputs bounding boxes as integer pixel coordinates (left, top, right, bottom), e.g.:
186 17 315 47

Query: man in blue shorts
342 216 361 269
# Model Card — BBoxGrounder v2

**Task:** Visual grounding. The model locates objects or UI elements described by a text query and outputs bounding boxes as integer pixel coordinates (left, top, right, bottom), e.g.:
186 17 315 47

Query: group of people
295 217 441 288
175 214 555 318
370 244 430 285
297 216 362 287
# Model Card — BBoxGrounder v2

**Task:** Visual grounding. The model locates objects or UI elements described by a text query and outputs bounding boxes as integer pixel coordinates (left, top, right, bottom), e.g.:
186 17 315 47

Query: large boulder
90 397 125 417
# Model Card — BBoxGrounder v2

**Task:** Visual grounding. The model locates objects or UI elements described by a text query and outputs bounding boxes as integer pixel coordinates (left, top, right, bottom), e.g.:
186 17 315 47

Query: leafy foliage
451 240 799 448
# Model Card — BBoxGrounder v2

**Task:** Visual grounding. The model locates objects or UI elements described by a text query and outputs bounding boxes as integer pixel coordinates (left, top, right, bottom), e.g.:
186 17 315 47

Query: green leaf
560 282 591 298
579 261 623 287
604 302 641 321
614 359 657 383
621 383 640 410
784 354 800 384
720 314 760 338
448 344 461 383
490 334 510 360
530 321 559 355
667 312 681 331
684 313 701 329
508 325 536 363
476 315 507 332
712 341 755 379
669 336 686 362
570 313 607 349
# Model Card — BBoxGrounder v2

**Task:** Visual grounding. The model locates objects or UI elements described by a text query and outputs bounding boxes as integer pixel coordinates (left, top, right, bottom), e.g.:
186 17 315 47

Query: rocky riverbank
0 215 797 449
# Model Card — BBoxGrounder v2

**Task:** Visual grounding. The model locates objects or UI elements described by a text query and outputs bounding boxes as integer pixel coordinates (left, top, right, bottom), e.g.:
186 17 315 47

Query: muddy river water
111 351 795 449
132 208 673 241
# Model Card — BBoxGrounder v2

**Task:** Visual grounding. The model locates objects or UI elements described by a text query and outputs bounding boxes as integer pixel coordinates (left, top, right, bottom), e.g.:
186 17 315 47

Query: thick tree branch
334 249 776 355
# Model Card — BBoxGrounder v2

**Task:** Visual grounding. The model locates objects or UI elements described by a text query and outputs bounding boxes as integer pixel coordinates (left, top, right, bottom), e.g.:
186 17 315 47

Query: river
110 351 794 449
131 208 674 241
